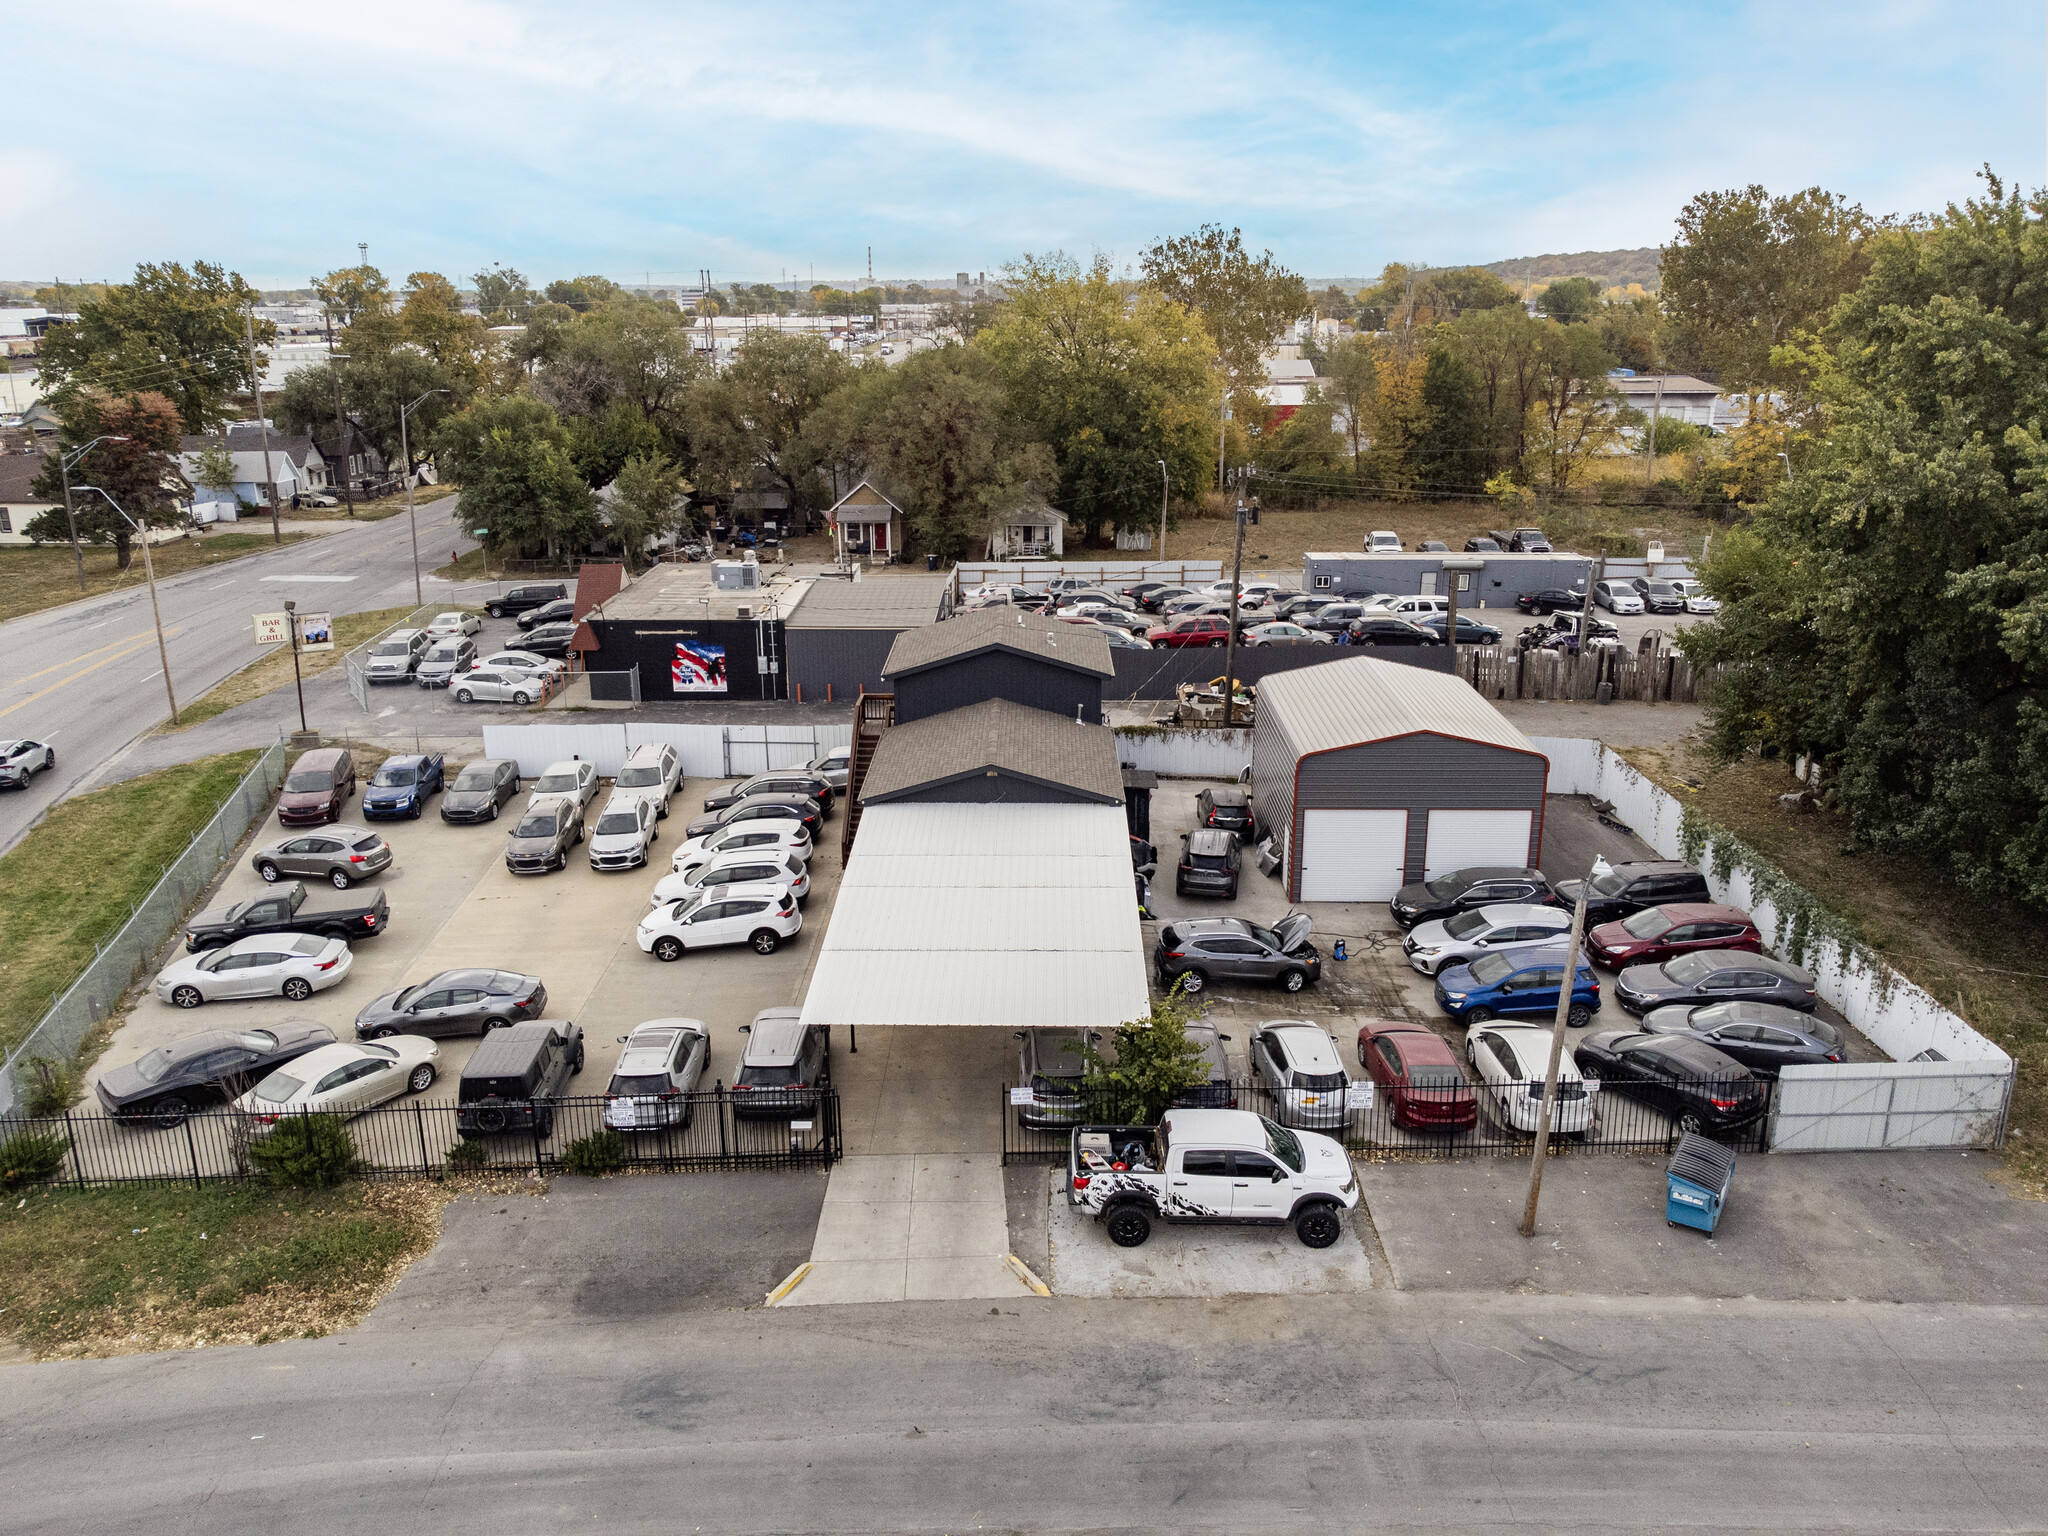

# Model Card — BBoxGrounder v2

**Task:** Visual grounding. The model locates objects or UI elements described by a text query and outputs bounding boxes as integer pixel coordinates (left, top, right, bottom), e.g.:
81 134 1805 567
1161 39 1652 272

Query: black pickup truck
185 880 389 952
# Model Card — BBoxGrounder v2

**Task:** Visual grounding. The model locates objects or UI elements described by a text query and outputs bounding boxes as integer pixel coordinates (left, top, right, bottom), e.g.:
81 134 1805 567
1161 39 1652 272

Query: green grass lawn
0 531 316 625
0 750 260 1057
0 1181 445 1358
162 607 415 732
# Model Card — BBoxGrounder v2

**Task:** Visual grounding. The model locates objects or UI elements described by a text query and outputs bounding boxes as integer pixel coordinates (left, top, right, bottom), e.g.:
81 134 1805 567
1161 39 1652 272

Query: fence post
62 1110 81 1185
717 1079 729 1165
531 1099 546 1173
185 1114 203 1190
415 1099 431 1174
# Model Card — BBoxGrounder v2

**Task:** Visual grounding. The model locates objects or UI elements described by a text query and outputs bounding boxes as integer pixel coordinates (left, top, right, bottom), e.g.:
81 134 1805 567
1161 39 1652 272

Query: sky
8 0 2043 292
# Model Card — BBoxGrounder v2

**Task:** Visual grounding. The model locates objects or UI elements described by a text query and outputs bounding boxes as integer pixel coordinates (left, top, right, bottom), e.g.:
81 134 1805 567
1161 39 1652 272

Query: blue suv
1435 948 1600 1026
362 753 445 820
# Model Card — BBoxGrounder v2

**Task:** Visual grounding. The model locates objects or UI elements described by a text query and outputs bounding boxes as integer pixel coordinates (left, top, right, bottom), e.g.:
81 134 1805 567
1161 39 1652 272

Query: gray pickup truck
185 880 389 952
1067 1107 1358 1250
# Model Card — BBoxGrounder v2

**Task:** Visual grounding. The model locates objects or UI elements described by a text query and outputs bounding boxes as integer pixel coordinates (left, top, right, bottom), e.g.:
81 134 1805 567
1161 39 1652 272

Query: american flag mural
672 640 729 694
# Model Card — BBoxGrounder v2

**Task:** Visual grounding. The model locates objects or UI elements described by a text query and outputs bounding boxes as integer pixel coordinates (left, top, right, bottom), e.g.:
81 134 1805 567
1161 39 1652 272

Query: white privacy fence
1527 736 2014 1150
482 722 853 781
1114 727 1252 778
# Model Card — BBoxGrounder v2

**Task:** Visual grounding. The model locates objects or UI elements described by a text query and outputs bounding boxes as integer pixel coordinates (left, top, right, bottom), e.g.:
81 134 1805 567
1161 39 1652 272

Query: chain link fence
342 604 459 714
0 741 289 1116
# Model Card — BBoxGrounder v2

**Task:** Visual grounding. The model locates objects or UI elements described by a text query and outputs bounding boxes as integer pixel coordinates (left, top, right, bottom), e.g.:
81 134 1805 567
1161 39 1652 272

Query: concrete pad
910 1152 1005 1203
781 1258 907 1305
904 1255 1035 1301
1047 1168 1374 1299
811 1200 911 1261
906 1198 1007 1258
1355 1149 2048 1303
779 1151 1020 1305
821 1153 917 1202
829 1025 1013 1156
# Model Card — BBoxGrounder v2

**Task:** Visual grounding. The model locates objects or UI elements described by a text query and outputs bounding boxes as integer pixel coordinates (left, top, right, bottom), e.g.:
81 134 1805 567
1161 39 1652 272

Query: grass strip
0 1180 449 1358
0 531 316 625
160 606 416 732
0 750 260 1055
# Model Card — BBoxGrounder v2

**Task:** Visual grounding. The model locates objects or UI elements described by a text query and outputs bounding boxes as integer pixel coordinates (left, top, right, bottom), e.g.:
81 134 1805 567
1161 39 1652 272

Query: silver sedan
155 934 354 1008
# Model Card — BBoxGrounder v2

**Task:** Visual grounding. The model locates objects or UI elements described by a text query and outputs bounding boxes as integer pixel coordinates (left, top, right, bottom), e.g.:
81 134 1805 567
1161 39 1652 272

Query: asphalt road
0 500 471 855
2 1287 2041 1533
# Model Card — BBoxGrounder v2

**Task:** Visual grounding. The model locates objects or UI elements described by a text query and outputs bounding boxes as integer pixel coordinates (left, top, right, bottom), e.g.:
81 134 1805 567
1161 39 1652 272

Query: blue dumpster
1665 1133 1736 1234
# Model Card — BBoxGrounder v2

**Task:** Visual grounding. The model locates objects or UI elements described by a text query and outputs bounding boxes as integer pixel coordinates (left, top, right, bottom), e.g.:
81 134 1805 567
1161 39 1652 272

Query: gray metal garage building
783 574 951 703
1251 655 1549 903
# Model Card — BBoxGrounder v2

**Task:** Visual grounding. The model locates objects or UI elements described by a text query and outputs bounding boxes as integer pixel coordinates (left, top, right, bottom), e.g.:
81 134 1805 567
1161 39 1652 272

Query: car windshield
595 812 641 836
1444 911 1491 940
1259 1117 1304 1172
610 1074 671 1097
1408 1065 1465 1089
1424 871 1477 898
1190 854 1233 871
1241 922 1280 950
666 894 706 921
133 1049 174 1084
426 646 459 661
254 1071 303 1104
1589 871 1631 896
740 1064 802 1086
1664 953 1717 984
393 982 429 1008
1469 953 1515 986
372 641 411 657
1296 1070 1346 1092
284 771 332 792
616 766 663 787
535 773 579 793
453 769 497 790
1528 1078 1586 1101
513 813 559 838
1622 908 1675 939
372 767 415 787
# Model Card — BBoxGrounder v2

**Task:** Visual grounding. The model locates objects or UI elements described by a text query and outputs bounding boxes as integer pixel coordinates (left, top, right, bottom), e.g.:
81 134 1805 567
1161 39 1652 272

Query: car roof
1163 917 1253 939
380 753 431 769
1482 1025 1585 1077
701 880 791 899
1471 903 1568 924
743 1008 809 1063
1263 1020 1340 1069
537 760 588 775
1655 903 1750 924
623 742 671 762
293 747 348 768
1360 1021 1459 1065
1186 828 1236 856
1444 866 1540 882
426 968 521 990
1609 860 1696 877
1161 1107 1269 1149
463 1020 568 1076
282 1041 381 1077
1204 786 1248 806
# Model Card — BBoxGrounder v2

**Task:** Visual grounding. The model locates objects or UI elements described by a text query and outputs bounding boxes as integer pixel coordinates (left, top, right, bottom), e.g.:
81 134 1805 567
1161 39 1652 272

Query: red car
1585 902 1762 970
1355 1020 1477 1131
1146 615 1232 648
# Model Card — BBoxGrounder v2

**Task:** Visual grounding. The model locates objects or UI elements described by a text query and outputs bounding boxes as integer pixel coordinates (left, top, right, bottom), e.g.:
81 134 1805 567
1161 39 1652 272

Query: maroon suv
277 747 357 827
1586 902 1761 970
1146 615 1232 648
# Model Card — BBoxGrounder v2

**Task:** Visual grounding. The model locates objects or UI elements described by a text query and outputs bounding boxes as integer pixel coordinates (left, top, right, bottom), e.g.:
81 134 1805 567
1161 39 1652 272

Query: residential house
307 416 392 499
825 479 905 561
985 482 1065 560
1607 374 1724 434
178 427 327 520
0 450 56 545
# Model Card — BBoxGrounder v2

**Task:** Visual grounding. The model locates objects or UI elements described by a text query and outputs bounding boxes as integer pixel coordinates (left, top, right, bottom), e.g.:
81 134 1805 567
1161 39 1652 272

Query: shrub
445 1139 489 1172
24 1058 78 1119
0 1130 67 1191
560 1129 625 1177
246 1113 362 1189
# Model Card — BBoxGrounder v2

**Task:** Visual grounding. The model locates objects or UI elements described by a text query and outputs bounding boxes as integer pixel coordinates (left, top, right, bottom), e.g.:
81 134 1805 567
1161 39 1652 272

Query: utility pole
76 485 177 723
1518 855 1593 1238
1157 459 1169 562
323 306 356 518
283 598 308 733
57 447 87 592
1221 498 1248 728
244 308 280 543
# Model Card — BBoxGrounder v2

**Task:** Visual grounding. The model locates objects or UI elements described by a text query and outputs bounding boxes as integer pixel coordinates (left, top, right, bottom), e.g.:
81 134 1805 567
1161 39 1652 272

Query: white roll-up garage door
1298 809 1409 901
1423 809 1535 880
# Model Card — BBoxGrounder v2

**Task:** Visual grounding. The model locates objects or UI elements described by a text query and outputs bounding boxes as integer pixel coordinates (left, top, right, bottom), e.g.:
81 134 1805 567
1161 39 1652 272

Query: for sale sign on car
252 611 290 646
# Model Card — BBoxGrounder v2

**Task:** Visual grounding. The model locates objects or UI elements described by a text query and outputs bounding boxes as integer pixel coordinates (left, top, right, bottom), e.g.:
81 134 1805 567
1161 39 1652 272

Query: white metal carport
799 801 1151 1033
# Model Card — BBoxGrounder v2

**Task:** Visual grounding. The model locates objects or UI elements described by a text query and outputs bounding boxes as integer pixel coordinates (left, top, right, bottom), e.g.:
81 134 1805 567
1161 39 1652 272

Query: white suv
1366 530 1402 552
637 881 802 960
1250 1020 1354 1131
612 742 680 818
1401 902 1573 976
670 821 812 877
649 846 811 908
364 629 428 683
1388 595 1450 621
588 793 660 870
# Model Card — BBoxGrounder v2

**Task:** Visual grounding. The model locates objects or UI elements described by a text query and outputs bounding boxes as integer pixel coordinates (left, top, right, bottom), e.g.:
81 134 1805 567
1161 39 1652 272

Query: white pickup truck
1067 1107 1358 1249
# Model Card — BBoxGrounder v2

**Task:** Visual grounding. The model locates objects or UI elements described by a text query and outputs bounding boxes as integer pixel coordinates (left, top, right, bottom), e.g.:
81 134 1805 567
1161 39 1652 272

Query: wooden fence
1457 640 1718 704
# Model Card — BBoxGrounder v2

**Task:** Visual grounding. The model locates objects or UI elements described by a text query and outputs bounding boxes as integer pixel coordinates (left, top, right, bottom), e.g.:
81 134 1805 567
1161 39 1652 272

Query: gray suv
1153 914 1319 996
250 825 392 888
732 1007 831 1118
455 1021 583 1140
505 796 585 874
1014 1026 1104 1128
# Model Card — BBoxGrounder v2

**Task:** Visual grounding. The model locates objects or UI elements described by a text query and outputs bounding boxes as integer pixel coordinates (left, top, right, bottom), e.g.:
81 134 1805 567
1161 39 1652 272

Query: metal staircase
839 692 894 859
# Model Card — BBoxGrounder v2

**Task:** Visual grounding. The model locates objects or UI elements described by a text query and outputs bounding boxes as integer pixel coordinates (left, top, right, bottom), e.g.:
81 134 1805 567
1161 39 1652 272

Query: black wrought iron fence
3 1087 842 1190
999 1076 1775 1164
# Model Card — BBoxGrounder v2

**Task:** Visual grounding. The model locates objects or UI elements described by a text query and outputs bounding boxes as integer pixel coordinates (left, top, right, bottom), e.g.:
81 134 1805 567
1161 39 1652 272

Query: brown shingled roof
882 604 1115 681
859 698 1124 805
572 562 627 621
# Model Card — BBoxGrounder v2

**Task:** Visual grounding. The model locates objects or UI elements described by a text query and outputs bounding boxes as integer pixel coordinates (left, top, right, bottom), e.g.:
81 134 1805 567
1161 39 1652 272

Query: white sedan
425 610 483 639
637 881 803 959
670 821 813 876
528 759 600 812
475 649 567 678
649 847 811 909
155 934 353 1009
589 795 660 871
1670 579 1720 614
1466 1023 1595 1135
235 1037 440 1128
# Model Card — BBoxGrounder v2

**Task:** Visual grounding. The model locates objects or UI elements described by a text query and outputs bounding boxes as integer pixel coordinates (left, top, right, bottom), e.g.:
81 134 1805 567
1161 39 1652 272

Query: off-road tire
1295 1205 1342 1249
1105 1205 1152 1248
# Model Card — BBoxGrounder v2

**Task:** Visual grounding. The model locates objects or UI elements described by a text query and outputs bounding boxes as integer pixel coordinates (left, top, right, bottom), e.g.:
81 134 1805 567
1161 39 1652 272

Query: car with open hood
1153 914 1319 996
95 1023 336 1126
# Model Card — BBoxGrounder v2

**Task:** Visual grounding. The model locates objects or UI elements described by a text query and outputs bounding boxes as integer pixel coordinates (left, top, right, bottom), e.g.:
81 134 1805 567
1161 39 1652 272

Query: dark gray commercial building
1302 550 1594 610
860 698 1124 807
783 574 950 703
1251 655 1549 903
882 607 1114 725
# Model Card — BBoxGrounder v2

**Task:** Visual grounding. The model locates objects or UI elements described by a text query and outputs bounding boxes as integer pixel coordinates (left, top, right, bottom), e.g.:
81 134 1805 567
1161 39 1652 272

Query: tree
474 264 536 323
1356 264 1520 333
534 299 707 449
686 332 851 524
979 253 1216 546
1413 346 1487 494
1660 184 1872 390
1359 339 1431 496
1077 986 1214 1124
1447 305 1548 481
1320 334 1376 472
1678 172 2048 902
1313 284 1355 323
1527 323 1623 488
1596 290 1667 375
544 276 626 312
190 442 237 495
36 261 268 434
818 345 1054 559
605 452 691 569
1535 276 1602 324
25 392 187 567
1141 224 1308 387
397 272 493 391
434 394 598 563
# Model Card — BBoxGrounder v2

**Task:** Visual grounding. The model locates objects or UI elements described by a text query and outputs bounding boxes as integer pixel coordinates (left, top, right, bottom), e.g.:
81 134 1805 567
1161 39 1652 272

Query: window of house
1313 573 1333 590
0 510 11 534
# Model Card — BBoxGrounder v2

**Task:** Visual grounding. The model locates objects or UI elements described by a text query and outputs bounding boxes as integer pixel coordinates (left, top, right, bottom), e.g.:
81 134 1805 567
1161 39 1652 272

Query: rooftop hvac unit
713 559 761 590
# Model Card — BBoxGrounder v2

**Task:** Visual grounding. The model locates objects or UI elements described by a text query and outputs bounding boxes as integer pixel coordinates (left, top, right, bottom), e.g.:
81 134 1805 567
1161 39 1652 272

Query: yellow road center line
10 628 162 685
0 631 182 720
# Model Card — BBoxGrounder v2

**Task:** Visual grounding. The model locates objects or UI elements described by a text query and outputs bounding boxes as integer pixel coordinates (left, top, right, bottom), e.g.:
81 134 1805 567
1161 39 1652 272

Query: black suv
484 583 567 620
455 1020 584 1139
1194 785 1255 841
1552 860 1712 928
1177 828 1241 898
1390 866 1554 928
517 597 577 631
1155 914 1319 995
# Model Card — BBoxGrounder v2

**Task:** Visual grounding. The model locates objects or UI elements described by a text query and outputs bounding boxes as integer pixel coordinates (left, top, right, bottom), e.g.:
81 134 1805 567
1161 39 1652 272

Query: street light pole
1221 498 1248 728
1156 459 1169 563
74 485 178 724
55 433 126 593
399 388 450 607
245 307 281 544
283 598 307 733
